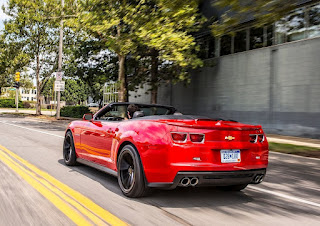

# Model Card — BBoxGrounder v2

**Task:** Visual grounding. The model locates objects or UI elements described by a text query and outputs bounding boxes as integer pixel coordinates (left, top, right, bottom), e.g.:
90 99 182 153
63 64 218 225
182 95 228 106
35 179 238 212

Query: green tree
62 79 89 105
65 36 118 106
3 0 61 115
133 0 203 103
211 0 297 36
79 0 144 102
0 34 31 95
79 0 203 104
42 77 89 105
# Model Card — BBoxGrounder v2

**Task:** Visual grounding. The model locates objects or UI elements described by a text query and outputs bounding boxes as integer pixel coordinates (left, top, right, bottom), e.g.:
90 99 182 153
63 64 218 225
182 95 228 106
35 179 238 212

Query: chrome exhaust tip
253 175 264 184
180 177 191 187
259 175 264 183
190 177 199 186
254 175 261 184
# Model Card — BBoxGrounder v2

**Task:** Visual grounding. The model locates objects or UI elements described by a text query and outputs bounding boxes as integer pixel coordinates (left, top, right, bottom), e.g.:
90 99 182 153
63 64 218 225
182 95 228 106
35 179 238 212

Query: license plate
221 150 241 163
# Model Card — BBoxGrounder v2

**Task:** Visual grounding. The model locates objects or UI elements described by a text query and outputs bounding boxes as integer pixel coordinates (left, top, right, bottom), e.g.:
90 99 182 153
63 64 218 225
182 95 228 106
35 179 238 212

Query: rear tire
220 184 248 191
117 144 149 198
63 131 77 166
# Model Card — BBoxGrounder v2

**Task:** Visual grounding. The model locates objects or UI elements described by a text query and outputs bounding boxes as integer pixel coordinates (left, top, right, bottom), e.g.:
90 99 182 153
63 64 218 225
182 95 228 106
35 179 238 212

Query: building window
267 25 274 46
27 97 29 101
220 35 231 56
286 9 306 42
308 4 320 38
197 35 215 59
250 27 264 50
234 30 247 53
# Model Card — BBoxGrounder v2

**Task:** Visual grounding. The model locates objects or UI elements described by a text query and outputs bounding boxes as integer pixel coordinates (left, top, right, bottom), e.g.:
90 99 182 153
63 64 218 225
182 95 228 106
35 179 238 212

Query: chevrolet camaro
63 102 268 197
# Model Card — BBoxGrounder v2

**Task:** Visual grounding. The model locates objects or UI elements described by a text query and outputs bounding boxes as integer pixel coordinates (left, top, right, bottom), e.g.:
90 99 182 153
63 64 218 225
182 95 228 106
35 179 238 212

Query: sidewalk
1 109 319 149
267 134 320 149
0 108 56 116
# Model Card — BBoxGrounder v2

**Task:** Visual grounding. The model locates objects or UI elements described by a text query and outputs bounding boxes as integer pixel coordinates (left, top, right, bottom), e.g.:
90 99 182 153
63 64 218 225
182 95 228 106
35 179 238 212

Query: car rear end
146 119 268 189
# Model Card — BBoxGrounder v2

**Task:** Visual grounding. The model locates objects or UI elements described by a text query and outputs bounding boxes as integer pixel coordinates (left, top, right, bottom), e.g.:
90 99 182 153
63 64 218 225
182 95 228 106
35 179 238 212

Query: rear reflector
171 133 187 142
190 134 205 143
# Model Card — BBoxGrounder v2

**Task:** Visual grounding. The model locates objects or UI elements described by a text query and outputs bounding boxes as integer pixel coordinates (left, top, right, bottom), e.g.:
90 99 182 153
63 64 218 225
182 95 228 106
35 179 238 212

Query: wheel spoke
120 158 130 170
119 151 136 190
128 172 134 186
122 174 130 188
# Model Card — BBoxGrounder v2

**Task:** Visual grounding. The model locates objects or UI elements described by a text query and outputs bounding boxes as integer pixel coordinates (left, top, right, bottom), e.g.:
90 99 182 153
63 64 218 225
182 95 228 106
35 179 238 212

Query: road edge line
0 144 128 226
0 149 92 226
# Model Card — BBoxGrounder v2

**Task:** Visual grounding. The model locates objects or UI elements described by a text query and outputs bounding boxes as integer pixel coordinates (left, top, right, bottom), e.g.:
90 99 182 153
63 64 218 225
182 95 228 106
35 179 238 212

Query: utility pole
56 0 64 119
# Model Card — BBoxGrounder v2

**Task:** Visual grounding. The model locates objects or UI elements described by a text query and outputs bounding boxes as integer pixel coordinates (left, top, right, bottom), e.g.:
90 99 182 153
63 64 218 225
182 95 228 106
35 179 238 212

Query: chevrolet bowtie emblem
225 136 235 141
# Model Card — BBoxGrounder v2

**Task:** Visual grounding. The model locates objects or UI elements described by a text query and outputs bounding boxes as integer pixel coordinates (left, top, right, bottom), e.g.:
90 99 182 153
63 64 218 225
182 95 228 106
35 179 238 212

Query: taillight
249 134 257 143
190 134 205 143
250 134 265 143
258 135 265 143
171 132 187 143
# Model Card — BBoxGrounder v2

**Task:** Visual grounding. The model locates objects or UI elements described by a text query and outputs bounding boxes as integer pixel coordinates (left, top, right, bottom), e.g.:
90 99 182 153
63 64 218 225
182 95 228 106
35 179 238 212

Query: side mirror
83 113 93 121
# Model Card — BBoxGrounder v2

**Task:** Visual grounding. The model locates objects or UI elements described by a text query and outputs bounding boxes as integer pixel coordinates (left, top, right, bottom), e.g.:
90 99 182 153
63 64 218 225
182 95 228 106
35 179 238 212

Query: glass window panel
208 37 215 58
197 35 215 59
287 9 306 42
220 35 231 56
197 37 208 59
234 30 246 53
267 25 274 46
275 8 306 44
275 19 287 44
250 27 264 50
308 4 320 38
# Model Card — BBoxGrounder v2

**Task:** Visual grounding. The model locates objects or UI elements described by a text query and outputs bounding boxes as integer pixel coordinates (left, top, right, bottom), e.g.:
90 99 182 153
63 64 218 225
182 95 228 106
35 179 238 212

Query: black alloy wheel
117 145 148 198
63 131 77 166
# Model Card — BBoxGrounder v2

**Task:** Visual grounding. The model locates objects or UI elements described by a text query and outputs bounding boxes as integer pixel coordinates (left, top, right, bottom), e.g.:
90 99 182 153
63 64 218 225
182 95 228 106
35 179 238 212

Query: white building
20 88 37 101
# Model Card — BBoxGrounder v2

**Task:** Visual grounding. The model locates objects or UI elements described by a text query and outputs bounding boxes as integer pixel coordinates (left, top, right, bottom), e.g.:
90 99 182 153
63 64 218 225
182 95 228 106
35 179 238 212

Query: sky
0 0 8 30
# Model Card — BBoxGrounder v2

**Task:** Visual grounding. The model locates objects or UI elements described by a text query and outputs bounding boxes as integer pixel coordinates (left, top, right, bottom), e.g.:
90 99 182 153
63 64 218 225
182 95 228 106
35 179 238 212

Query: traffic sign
55 72 64 81
54 81 65 91
15 72 20 82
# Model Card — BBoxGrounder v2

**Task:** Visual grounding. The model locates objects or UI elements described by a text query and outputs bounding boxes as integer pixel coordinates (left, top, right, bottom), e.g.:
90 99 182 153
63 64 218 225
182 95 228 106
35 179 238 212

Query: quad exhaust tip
179 177 199 187
253 175 264 184
190 177 199 186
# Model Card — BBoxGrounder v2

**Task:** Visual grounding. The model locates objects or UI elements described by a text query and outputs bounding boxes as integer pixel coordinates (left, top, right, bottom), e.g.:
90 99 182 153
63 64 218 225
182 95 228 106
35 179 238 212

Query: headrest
133 111 145 118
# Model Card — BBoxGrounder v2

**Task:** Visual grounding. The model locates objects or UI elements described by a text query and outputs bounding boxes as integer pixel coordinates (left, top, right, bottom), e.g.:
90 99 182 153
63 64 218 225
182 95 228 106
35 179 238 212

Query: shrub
60 105 91 118
22 101 31 109
47 104 55 110
0 99 23 108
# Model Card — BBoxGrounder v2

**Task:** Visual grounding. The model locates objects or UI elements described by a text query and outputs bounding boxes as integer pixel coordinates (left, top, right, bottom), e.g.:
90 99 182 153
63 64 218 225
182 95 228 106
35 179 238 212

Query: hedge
60 106 91 118
0 99 23 108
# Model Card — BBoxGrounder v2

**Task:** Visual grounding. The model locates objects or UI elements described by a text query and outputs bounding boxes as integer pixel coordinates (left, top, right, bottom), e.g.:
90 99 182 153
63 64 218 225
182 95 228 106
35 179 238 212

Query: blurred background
131 0 320 138
0 0 319 138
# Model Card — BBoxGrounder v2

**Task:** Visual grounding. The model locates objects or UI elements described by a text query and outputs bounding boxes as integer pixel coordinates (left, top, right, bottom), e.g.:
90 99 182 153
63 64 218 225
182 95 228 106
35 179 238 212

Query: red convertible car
63 102 268 197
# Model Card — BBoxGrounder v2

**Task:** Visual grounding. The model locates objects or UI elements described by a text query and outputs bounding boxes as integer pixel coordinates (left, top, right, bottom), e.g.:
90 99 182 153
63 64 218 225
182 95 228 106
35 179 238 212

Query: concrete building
130 1 320 138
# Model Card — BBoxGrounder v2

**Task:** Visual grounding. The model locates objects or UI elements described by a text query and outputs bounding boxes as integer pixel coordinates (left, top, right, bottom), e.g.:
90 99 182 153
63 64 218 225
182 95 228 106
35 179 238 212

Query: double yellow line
0 144 127 226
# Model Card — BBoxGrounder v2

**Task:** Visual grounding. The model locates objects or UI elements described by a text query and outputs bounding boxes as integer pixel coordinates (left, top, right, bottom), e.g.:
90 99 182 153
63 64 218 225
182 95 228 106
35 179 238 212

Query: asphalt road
0 115 319 226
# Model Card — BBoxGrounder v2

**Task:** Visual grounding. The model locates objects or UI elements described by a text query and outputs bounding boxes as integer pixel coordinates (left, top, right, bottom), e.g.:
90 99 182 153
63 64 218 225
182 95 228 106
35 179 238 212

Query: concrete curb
267 137 320 149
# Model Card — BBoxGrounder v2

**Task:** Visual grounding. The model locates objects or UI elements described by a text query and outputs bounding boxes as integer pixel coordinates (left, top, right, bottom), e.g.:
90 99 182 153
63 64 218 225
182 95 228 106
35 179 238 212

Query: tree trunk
118 54 127 102
150 50 159 104
36 54 41 115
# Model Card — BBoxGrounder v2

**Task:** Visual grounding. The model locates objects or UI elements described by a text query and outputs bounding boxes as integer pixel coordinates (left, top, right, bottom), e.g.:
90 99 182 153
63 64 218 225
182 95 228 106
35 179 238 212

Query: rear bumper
147 168 266 189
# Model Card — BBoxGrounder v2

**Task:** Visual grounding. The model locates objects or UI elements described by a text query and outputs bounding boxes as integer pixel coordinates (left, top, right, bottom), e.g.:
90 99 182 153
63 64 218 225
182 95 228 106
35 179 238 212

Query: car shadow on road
57 157 320 219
